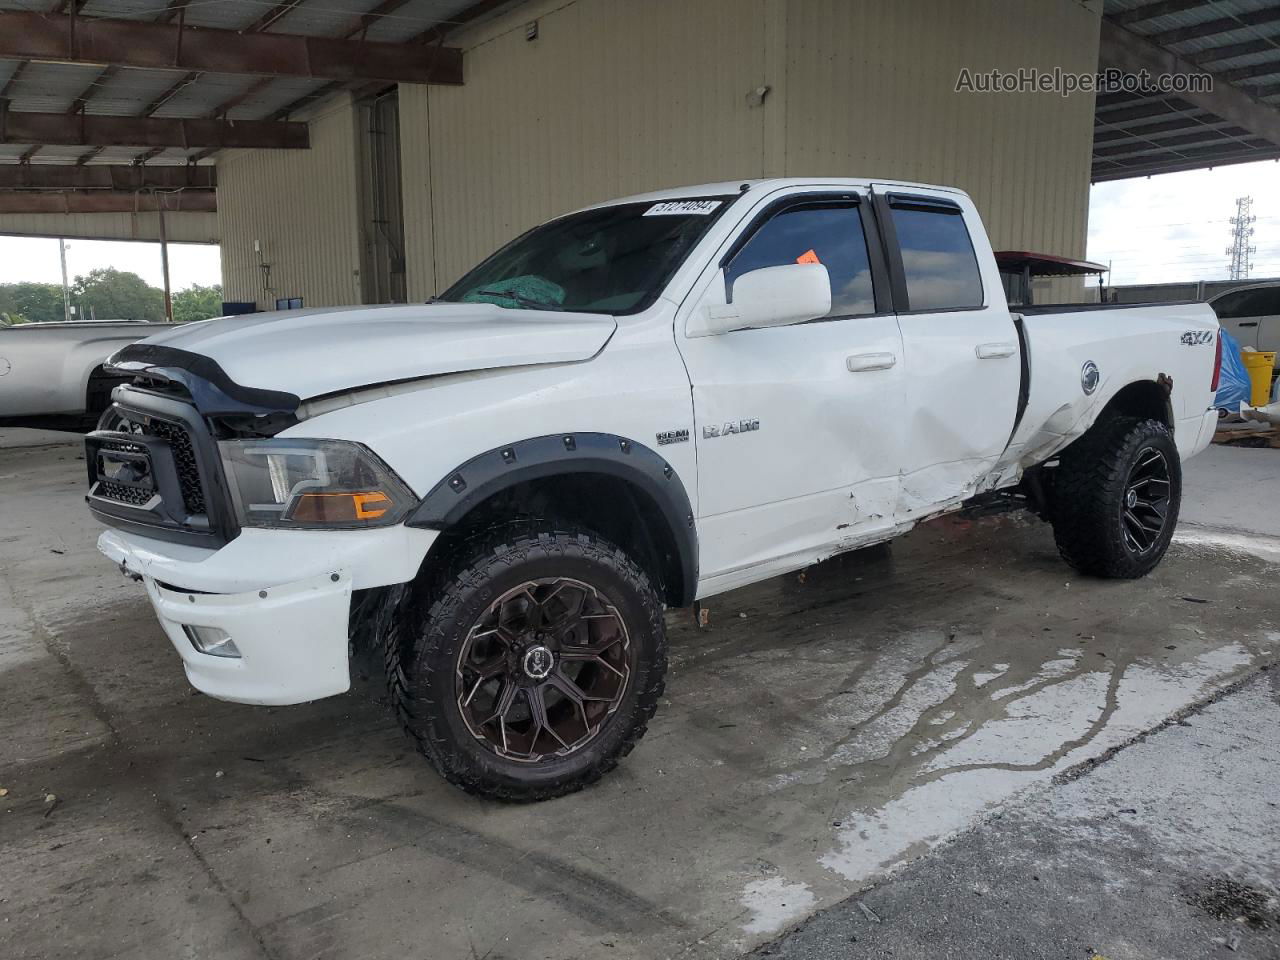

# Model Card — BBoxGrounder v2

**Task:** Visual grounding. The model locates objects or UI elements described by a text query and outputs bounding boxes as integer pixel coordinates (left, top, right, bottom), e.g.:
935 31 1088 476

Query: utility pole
1226 196 1257 281
58 238 71 322
157 194 173 323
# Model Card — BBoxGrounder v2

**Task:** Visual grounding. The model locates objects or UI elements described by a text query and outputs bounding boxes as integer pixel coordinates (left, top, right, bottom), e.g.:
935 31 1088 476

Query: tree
172 283 224 324
0 282 67 324
69 268 165 322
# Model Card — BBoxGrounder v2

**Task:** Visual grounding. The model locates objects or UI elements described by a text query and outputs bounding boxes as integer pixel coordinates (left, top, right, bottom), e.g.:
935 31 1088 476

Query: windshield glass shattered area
438 198 731 315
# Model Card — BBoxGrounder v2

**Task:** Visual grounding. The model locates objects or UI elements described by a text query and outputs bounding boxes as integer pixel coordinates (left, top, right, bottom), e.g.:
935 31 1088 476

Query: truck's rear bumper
98 525 437 706
1180 408 1218 460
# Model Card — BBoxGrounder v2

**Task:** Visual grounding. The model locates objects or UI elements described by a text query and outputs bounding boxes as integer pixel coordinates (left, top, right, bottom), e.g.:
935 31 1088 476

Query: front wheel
1050 416 1182 579
386 524 667 802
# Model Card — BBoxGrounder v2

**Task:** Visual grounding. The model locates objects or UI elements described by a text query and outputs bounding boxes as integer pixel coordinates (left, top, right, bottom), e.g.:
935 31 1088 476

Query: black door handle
1237 321 1259 327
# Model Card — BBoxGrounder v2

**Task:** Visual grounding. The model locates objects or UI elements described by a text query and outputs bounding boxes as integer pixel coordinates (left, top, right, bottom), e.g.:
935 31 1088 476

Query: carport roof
5 2 1276 184
0 0 509 167
1095 0 1280 181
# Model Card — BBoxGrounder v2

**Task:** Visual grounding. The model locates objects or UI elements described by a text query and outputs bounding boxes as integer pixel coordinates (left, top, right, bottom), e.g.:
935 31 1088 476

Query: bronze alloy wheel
1120 446 1172 555
455 577 632 763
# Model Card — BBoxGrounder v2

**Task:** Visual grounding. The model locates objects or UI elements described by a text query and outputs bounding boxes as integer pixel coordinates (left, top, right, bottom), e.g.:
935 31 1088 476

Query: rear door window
725 202 877 319
889 203 984 311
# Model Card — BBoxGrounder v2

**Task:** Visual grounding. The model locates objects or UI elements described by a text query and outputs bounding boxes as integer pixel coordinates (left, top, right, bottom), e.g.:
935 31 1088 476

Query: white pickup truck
0 318 171 429
84 178 1222 801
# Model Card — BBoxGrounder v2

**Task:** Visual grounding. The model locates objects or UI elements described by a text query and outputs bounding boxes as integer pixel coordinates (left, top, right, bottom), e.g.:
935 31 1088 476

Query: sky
1087 158 1280 287
1 157 1278 294
0 235 222 291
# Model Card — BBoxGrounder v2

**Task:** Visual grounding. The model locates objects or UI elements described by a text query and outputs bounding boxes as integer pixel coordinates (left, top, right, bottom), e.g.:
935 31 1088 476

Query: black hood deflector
106 343 301 418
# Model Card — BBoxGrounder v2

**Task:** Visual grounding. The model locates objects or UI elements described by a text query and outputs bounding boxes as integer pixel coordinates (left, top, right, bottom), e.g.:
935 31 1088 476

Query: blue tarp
1215 329 1252 414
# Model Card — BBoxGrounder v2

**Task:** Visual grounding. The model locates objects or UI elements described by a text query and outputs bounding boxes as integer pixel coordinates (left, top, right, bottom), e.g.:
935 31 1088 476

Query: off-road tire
1050 416 1181 579
385 523 667 802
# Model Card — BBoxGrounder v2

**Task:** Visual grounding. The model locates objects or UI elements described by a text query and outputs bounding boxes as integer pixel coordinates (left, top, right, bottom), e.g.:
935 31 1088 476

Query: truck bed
1001 300 1219 474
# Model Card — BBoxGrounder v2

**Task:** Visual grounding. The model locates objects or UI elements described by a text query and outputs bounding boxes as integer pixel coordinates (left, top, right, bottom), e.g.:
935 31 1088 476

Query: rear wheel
1050 416 1181 579
386 524 667 802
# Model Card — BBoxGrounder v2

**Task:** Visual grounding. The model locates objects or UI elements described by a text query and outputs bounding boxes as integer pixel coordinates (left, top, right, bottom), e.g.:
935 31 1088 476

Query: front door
676 189 906 593
871 185 1021 518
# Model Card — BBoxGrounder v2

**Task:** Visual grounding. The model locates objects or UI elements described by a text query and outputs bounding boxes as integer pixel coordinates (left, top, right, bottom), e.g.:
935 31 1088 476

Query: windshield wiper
471 289 564 311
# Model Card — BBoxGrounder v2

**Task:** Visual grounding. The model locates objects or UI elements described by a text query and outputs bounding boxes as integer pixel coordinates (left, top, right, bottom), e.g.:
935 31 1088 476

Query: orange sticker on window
796 248 821 265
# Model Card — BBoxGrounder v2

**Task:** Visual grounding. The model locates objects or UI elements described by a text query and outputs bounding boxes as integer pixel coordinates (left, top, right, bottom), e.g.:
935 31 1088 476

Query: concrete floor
756 671 1280 960
0 432 1276 960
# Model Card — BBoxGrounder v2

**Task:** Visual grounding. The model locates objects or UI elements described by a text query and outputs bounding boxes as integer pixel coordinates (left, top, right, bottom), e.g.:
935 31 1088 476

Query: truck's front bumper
98 524 438 706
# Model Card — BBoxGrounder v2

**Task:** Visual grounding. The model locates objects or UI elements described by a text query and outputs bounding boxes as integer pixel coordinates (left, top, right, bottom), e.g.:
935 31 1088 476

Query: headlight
219 439 416 529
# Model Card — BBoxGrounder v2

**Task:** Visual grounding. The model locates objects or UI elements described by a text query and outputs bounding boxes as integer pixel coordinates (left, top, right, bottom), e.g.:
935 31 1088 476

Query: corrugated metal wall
220 0 1101 306
401 0 773 297
216 95 363 308
0 211 218 244
399 0 1100 300
783 0 1099 264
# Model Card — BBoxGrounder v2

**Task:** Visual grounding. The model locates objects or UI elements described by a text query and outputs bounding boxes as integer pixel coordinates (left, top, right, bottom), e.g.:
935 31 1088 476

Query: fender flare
406 432 698 605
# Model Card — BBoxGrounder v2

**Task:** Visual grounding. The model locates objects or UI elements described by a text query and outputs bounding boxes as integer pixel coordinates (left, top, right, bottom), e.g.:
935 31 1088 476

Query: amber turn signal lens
288 491 391 523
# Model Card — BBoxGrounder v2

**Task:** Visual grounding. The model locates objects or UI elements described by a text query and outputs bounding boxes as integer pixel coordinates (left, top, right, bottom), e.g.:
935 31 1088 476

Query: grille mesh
96 480 153 506
144 418 206 515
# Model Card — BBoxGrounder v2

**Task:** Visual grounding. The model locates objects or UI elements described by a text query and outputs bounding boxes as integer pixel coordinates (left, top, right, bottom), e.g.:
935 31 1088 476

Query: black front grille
144 418 205 514
93 437 151 507
87 384 237 548
96 480 153 506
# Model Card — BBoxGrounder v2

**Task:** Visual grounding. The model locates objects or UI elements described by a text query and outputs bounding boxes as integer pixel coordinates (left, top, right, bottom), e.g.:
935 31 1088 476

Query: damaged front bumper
98 524 437 706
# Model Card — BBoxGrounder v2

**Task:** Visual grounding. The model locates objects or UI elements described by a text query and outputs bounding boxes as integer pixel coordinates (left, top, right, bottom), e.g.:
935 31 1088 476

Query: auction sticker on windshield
644 200 722 216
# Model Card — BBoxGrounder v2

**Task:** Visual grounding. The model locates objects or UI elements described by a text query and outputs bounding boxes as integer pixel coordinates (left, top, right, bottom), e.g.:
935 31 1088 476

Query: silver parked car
0 318 177 429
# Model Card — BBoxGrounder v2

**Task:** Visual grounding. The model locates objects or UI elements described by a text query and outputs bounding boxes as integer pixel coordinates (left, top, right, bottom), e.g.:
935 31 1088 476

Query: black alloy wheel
1120 446 1172 556
455 577 631 762
1050 416 1182 579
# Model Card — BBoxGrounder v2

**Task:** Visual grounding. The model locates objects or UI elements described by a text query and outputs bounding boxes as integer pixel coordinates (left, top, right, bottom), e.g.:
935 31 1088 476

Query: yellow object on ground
1243 351 1276 407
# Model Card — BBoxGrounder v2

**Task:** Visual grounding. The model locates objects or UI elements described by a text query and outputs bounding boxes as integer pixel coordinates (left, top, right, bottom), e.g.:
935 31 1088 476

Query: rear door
871 186 1020 518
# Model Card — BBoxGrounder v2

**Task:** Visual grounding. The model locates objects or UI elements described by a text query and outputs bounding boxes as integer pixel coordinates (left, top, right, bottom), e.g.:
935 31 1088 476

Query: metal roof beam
1093 150 1280 181
1147 7 1280 47
1244 80 1280 101
255 0 510 125
0 165 215 190
1093 117 1240 143
1110 0 1205 28
0 111 309 150
0 10 464 85
418 0 514 45
1095 130 1268 159
1215 61 1280 85
1193 36 1280 65
1095 98 1196 124
1099 19 1280 148
0 190 217 214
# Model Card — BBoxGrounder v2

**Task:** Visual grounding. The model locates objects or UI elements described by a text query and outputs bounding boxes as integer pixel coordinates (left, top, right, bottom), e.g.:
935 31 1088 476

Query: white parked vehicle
85 178 1222 801
1208 281 1280 353
0 318 174 428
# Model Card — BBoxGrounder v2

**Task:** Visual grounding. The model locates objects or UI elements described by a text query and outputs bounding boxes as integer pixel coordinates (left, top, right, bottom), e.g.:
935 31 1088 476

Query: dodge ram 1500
84 178 1222 801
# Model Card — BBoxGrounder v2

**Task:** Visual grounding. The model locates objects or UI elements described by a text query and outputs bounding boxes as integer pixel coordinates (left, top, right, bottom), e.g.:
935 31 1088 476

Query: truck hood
134 303 617 401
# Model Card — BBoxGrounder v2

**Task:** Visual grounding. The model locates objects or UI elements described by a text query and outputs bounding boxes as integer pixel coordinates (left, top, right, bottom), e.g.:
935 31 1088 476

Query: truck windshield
438 198 731 315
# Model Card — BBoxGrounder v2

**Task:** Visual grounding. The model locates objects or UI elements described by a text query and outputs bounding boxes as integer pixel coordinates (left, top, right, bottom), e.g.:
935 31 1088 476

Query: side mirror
700 263 832 336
